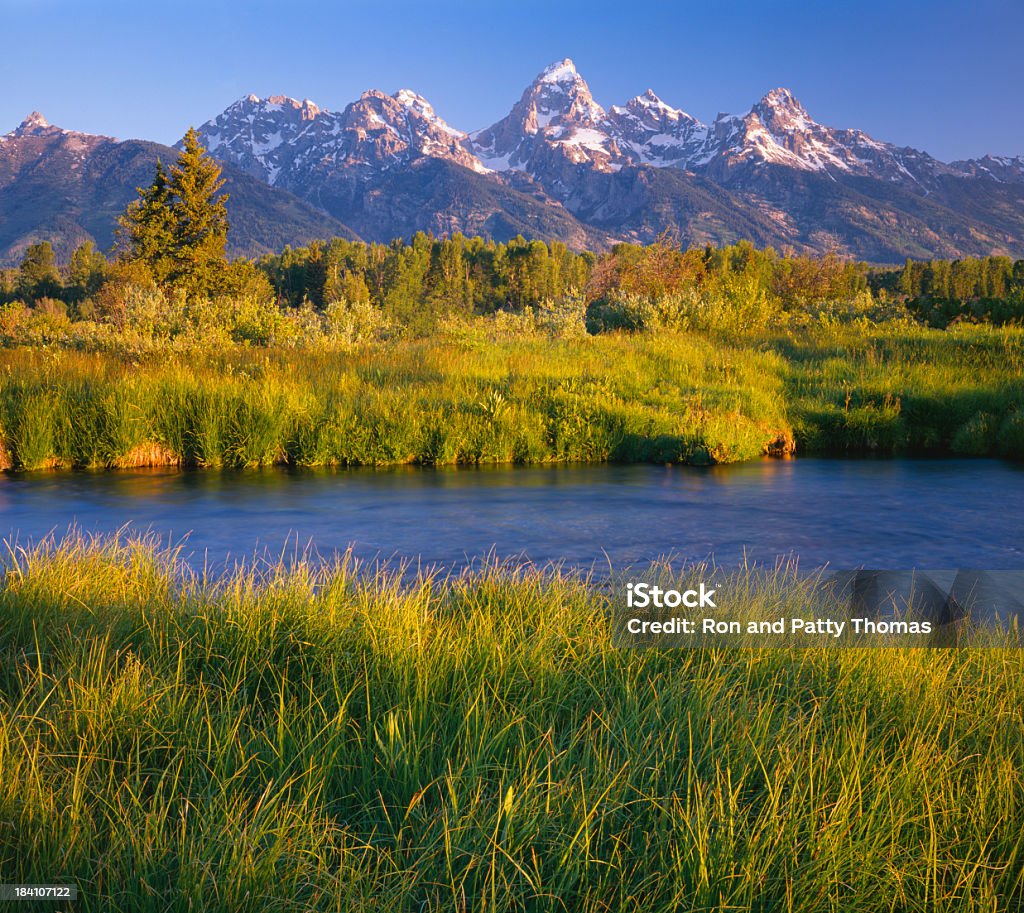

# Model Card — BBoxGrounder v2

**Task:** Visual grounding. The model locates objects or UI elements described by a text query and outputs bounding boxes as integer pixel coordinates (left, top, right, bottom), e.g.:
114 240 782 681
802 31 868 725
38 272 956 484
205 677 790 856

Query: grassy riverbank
0 322 1021 471
1 536 1022 911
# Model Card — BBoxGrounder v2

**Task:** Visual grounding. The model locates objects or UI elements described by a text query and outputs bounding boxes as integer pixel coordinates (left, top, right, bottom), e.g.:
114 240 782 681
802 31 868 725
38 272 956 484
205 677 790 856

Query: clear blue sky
3 0 1022 161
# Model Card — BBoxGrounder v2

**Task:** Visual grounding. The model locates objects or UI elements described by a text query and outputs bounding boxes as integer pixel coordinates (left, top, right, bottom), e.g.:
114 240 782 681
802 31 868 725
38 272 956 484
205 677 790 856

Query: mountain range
3 58 1024 265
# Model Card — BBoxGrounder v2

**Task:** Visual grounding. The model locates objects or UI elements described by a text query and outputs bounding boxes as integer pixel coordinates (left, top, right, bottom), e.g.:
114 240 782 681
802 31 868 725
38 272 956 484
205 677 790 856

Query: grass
1 535 1023 911
777 323 1024 456
0 322 1021 472
0 332 792 471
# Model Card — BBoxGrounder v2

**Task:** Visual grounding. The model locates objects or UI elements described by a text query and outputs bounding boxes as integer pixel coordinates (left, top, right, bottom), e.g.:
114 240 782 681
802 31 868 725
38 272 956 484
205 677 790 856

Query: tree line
2 127 1024 331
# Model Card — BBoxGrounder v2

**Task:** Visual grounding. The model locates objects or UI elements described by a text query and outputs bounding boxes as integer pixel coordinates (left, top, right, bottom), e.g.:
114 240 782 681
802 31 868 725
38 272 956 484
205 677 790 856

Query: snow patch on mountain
194 88 490 188
539 58 579 85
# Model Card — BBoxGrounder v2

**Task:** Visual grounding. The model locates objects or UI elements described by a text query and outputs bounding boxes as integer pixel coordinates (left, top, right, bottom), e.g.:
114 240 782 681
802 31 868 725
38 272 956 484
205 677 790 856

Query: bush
997 411 1024 459
586 290 691 333
324 298 391 346
952 412 996 455
534 291 588 338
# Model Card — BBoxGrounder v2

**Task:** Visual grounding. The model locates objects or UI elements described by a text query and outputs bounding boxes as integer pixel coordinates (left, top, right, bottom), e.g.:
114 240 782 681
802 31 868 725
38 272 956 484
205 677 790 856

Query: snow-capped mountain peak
751 87 815 133
8 58 1024 265
631 89 684 118
604 92 708 167
194 85 488 188
527 58 605 125
393 89 465 138
468 59 613 174
539 57 579 85
185 60 1022 248
195 94 327 184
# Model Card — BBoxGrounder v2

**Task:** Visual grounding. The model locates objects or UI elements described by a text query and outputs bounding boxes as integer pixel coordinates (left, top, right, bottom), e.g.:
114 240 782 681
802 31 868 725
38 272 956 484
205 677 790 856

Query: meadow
1 320 1022 472
0 535 1021 912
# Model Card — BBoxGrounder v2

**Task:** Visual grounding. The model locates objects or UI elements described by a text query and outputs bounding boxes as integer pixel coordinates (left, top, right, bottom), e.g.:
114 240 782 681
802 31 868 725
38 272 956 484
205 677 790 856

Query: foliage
166 128 230 295
66 241 108 305
1 323 1022 471
0 333 791 469
16 241 63 302
117 159 175 284
5 232 1024 341
0 236 1021 470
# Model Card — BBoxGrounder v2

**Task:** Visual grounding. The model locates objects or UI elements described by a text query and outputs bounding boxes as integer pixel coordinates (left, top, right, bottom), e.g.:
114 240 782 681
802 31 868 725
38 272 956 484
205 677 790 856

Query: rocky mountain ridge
187 58 1024 259
0 114 355 264
3 59 1023 263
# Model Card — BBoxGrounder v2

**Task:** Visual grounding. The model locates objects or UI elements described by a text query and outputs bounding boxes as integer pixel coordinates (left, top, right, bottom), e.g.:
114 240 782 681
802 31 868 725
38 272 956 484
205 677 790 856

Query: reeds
0 334 791 470
1 323 1020 472
1 534 1022 911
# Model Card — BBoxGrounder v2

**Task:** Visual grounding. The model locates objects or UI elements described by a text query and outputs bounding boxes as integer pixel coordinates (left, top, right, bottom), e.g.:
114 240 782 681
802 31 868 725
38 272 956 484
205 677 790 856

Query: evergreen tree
116 130 229 297
899 259 918 298
167 127 229 296
117 159 174 283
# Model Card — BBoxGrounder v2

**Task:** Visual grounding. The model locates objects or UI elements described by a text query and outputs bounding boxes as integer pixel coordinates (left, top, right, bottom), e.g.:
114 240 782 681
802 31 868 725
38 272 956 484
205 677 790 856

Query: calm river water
1 458 1022 572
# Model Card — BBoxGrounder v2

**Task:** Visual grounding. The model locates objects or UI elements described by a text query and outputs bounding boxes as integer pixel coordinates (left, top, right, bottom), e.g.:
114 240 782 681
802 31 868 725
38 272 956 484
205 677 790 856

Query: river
1 458 1022 573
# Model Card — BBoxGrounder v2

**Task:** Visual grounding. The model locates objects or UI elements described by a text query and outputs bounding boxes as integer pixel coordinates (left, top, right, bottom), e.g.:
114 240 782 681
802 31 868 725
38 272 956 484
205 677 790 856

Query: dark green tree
17 241 62 301
117 130 229 297
117 159 174 283
166 127 229 296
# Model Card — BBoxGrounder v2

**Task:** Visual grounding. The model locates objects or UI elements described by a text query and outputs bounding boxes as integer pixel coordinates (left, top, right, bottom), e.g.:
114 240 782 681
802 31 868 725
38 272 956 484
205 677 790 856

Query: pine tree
116 129 229 297
117 159 174 283
167 127 229 296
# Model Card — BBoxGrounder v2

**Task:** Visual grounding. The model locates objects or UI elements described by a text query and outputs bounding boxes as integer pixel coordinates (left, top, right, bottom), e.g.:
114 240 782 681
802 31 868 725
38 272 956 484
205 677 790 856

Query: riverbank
0 323 1021 471
1 535 1022 911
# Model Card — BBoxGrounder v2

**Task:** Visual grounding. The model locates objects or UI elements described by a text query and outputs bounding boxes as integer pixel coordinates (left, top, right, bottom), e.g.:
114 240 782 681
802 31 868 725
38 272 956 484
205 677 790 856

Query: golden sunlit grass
0 323 1021 472
1 534 1022 911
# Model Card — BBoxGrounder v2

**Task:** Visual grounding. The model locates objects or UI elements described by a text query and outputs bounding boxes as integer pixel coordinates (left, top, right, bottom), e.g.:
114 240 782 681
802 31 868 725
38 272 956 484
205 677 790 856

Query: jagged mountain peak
12 111 61 138
392 88 465 137
633 89 677 112
512 58 605 128
20 111 49 130
7 61 1024 263
393 88 432 111
751 87 814 132
469 58 610 172
196 82 488 187
234 93 321 111
224 93 324 126
357 88 388 103
538 58 579 85
948 153 1024 184
347 87 469 144
616 89 700 126
757 87 804 110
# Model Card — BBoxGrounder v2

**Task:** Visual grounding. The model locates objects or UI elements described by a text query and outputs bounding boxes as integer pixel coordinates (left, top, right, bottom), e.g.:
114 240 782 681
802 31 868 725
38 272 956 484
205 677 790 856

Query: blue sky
2 0 1022 161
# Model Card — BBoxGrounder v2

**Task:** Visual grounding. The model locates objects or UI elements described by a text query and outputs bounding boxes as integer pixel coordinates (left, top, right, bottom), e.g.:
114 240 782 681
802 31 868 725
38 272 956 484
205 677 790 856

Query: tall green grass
1 535 1022 911
0 333 790 470
776 323 1024 456
0 323 1021 471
